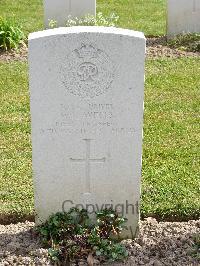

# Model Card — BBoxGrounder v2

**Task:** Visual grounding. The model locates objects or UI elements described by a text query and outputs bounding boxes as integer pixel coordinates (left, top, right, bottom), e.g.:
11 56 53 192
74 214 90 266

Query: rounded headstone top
28 26 145 41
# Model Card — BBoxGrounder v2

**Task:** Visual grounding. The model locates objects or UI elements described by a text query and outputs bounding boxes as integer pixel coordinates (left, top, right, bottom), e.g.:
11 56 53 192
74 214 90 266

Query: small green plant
167 33 200 52
37 208 128 264
49 12 119 28
0 17 25 50
189 234 200 261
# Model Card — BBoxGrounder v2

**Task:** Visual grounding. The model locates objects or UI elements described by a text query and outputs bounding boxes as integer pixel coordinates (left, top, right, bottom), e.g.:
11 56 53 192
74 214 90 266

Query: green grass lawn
0 58 199 222
143 58 200 221
0 0 166 36
0 62 33 222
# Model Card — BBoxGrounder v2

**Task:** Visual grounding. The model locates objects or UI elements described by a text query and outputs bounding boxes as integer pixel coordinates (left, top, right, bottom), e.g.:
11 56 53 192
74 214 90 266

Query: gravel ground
0 37 199 62
0 218 199 266
0 45 28 62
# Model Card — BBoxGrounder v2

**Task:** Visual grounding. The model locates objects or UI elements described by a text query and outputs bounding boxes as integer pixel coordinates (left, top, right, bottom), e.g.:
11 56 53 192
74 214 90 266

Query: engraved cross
70 139 106 193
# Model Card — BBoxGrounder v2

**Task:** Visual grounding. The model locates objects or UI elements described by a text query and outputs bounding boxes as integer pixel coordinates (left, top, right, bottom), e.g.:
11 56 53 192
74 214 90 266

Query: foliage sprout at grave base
37 208 128 264
167 33 200 52
190 234 200 260
0 17 25 50
49 12 119 29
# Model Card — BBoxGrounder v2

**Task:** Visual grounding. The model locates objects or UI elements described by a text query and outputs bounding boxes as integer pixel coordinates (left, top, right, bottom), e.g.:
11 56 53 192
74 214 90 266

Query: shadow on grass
0 213 35 225
141 210 200 223
0 209 199 225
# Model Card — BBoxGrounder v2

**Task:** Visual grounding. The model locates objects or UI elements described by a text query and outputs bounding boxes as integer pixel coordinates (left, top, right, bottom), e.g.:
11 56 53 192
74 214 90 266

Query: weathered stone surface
167 0 200 36
43 0 96 28
28 27 146 238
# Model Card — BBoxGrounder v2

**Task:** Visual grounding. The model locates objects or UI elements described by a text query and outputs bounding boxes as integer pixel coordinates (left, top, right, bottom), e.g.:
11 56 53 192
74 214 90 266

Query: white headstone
43 0 96 28
167 0 200 36
28 27 145 238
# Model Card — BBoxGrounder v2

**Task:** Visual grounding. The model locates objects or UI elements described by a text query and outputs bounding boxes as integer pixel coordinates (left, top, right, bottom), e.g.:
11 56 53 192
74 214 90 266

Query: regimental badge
62 43 115 99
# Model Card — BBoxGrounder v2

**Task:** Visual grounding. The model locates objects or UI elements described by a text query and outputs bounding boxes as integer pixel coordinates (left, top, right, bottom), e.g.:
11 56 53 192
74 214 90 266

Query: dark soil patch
146 36 200 59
